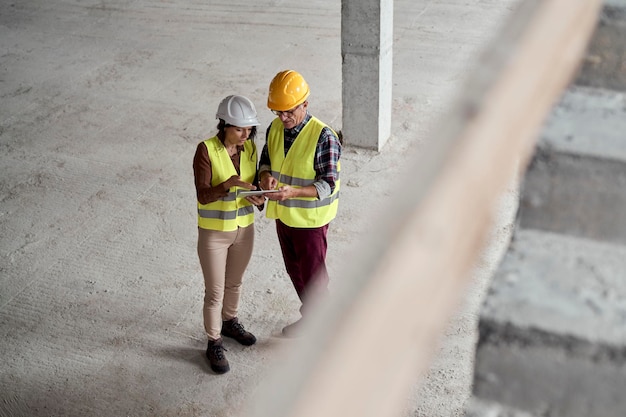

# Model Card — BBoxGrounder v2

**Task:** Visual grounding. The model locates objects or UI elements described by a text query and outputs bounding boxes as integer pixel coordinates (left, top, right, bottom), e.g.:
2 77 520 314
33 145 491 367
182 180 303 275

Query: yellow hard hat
267 70 310 111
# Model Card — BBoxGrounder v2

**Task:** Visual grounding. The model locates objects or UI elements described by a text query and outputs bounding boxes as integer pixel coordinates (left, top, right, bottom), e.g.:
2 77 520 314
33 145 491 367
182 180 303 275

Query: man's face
273 101 308 129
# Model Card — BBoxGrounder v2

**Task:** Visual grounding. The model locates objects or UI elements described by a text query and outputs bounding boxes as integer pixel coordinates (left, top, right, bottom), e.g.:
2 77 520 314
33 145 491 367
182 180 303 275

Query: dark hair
216 119 257 142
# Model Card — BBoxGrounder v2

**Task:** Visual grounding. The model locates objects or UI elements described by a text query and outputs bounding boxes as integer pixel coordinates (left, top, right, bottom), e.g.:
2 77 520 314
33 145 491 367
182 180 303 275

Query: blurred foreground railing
245 0 602 416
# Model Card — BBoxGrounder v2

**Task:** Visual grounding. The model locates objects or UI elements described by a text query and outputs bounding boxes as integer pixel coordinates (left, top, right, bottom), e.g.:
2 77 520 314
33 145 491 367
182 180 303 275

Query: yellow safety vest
266 117 340 228
197 136 257 231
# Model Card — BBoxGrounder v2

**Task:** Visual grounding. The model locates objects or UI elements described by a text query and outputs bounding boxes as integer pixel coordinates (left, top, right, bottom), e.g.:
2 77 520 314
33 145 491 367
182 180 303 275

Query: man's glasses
271 104 302 117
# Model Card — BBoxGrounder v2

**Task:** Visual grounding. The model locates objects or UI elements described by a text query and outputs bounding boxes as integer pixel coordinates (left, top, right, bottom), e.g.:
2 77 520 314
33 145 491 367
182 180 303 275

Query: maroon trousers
276 219 329 316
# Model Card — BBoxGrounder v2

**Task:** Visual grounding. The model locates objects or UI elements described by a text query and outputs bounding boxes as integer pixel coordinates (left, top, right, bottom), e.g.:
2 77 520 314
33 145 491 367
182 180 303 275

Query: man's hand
265 184 319 202
265 185 292 202
245 194 266 206
259 172 277 191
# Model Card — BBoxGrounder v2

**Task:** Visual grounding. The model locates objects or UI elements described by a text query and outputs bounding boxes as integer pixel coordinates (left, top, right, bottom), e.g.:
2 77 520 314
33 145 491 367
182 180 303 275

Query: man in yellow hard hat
258 69 342 337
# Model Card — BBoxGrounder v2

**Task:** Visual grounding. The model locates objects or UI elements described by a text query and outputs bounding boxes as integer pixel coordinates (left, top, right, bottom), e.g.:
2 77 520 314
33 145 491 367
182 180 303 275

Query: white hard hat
216 95 260 127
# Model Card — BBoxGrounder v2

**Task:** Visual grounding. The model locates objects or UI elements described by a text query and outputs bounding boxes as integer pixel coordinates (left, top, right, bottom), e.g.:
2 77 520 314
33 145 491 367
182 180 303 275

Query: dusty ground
0 1 519 416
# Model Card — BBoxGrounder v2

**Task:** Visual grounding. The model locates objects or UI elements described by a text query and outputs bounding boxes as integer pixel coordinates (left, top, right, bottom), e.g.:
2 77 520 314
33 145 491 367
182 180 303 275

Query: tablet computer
237 189 280 198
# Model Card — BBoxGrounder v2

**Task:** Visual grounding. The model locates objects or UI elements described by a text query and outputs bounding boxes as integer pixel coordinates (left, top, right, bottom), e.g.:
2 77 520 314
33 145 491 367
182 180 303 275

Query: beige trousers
197 225 254 341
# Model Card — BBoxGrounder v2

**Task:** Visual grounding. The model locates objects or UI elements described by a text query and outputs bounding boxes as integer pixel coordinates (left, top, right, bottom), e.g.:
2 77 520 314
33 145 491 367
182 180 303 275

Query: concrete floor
0 1 519 416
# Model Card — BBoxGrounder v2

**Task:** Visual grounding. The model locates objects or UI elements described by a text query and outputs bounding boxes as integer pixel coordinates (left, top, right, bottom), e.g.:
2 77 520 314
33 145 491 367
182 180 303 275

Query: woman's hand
222 175 256 191
245 194 266 207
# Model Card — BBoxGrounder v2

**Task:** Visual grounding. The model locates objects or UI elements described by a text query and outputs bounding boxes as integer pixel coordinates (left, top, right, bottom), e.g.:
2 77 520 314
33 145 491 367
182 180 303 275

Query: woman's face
223 126 253 147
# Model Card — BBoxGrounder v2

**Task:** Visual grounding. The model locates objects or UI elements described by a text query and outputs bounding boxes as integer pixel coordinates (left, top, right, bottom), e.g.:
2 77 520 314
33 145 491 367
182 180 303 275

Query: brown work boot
206 338 229 374
221 317 257 346
282 318 304 338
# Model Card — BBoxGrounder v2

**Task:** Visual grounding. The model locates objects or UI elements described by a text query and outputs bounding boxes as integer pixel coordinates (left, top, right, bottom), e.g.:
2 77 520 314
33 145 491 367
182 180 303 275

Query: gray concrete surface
519 86 626 245
575 0 626 92
464 397 534 417
0 1 520 416
473 230 626 417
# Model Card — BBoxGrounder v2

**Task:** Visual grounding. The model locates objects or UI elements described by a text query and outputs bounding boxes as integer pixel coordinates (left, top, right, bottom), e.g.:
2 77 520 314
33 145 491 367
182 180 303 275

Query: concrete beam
341 0 393 150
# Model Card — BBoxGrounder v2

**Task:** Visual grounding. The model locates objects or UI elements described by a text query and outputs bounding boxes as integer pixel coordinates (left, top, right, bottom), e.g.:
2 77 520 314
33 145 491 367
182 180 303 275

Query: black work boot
221 317 257 346
206 338 229 374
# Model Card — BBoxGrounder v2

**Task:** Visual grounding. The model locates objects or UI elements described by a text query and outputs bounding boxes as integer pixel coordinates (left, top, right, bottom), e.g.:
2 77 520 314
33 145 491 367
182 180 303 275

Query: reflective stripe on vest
197 136 257 231
266 117 340 228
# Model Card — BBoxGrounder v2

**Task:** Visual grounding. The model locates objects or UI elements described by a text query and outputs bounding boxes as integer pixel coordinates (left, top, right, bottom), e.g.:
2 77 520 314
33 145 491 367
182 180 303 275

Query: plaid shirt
259 112 341 195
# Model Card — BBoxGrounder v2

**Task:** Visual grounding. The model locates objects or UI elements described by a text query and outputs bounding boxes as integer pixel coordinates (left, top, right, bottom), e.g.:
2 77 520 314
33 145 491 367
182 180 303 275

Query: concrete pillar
341 0 393 151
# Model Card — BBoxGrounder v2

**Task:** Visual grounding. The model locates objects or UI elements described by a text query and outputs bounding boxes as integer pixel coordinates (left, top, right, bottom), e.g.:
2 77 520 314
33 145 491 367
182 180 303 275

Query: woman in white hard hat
193 95 266 374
